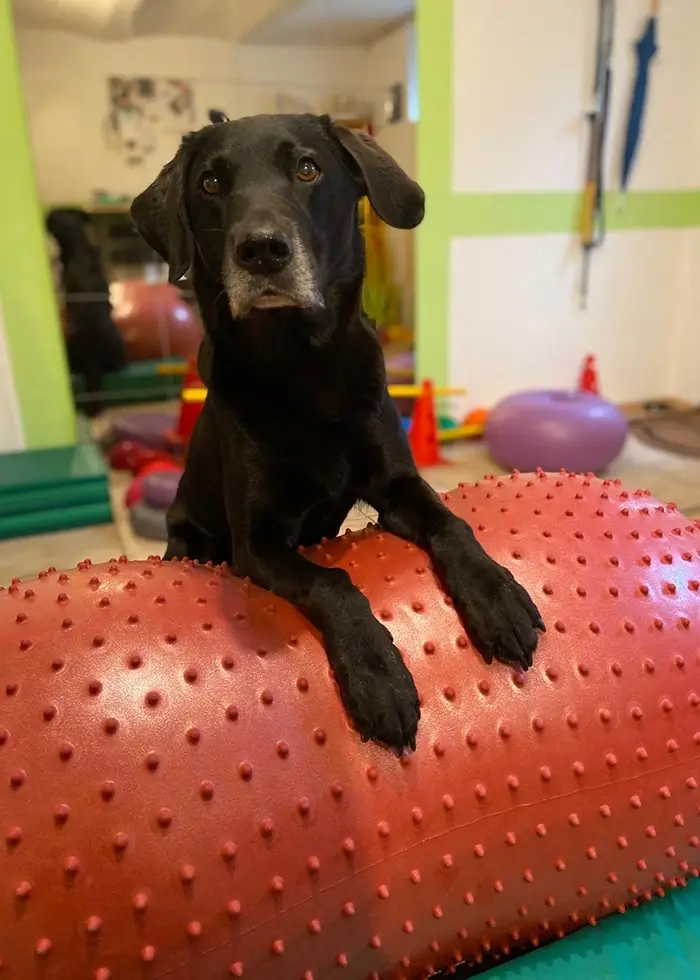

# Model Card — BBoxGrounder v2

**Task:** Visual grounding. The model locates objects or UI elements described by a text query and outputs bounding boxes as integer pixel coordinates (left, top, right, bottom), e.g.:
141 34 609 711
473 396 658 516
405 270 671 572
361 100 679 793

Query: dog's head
130 113 424 323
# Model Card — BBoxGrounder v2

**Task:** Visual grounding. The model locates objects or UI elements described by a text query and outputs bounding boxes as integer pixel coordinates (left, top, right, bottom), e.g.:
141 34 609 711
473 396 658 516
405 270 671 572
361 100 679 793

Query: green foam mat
0 441 106 492
0 480 108 519
0 502 112 541
71 359 184 406
0 440 111 539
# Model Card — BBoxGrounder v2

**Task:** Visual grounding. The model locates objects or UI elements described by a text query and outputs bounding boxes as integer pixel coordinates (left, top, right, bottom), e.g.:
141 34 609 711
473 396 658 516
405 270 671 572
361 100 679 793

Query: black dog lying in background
131 113 544 752
47 208 126 416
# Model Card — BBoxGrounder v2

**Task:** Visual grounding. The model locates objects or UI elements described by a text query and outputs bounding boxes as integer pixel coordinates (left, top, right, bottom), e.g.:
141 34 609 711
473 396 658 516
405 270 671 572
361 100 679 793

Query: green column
0 0 76 449
415 0 453 388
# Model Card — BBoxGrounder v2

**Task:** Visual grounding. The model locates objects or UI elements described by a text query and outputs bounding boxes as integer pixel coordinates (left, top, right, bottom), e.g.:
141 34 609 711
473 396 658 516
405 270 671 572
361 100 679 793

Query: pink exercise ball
112 281 203 362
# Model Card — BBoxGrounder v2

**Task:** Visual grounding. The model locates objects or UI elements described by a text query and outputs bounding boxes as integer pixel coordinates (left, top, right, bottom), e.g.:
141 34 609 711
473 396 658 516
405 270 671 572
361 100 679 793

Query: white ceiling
11 0 414 44
244 0 415 46
132 0 288 42
11 0 143 39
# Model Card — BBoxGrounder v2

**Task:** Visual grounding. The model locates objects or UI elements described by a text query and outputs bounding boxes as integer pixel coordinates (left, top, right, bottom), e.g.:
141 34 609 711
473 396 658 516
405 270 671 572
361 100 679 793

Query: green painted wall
415 0 454 388
0 0 76 450
415 0 700 387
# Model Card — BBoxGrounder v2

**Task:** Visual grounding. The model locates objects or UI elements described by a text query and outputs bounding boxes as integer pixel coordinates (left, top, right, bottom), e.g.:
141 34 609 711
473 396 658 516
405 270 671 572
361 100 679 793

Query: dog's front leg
366 470 545 670
233 518 420 752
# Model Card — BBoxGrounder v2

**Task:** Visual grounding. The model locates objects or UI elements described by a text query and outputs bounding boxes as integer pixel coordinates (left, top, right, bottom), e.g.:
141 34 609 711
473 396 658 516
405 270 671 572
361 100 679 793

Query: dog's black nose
234 230 292 275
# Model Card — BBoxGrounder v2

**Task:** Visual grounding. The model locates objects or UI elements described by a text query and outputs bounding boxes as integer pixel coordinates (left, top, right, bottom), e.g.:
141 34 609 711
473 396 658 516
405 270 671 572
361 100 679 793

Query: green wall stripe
603 190 700 231
0 1 76 450
447 190 700 237
415 0 700 387
415 0 453 388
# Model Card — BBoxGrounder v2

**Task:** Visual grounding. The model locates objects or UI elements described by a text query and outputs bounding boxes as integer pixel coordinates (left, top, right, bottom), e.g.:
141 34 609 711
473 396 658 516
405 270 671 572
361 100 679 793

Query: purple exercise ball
142 469 183 510
485 390 628 474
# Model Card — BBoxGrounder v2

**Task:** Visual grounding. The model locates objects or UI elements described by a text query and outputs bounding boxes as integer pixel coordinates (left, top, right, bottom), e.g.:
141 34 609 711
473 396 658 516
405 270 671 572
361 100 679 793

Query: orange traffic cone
409 380 441 467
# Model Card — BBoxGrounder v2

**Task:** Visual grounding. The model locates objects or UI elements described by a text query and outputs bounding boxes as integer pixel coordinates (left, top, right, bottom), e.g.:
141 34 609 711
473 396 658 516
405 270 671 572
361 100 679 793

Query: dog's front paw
453 561 545 671
330 623 420 753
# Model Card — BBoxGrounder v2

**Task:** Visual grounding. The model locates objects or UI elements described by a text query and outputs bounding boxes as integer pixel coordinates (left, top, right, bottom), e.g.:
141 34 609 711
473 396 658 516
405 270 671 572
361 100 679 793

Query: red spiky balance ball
1 472 699 980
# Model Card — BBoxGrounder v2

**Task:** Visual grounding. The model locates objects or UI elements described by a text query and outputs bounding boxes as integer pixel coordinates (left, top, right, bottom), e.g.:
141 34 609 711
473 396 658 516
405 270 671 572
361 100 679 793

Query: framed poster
106 76 195 166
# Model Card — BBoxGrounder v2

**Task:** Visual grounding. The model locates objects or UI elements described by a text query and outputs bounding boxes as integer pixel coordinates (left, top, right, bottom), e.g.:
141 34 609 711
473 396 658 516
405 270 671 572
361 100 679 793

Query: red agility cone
578 354 599 394
181 355 201 391
176 389 205 446
167 358 206 454
409 380 441 467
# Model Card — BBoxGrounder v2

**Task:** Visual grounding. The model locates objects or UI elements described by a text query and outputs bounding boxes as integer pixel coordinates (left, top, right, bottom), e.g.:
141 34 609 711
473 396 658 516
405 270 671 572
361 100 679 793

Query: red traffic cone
181 355 202 391
409 380 441 467
176 394 204 446
176 374 207 444
167 359 206 453
578 354 599 395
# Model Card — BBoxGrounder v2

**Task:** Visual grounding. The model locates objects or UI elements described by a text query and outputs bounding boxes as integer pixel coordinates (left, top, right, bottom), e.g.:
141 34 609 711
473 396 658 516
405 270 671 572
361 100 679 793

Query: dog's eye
296 158 321 183
201 172 221 196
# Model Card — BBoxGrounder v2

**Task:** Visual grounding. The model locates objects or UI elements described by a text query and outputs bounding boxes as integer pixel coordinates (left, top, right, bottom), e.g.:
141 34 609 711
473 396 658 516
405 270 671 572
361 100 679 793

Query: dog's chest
268 432 354 509
214 347 374 514
243 376 360 465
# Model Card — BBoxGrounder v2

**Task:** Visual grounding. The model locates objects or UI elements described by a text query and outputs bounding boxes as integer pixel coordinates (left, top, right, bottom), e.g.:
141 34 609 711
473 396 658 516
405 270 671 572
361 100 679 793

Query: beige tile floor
2 410 700 586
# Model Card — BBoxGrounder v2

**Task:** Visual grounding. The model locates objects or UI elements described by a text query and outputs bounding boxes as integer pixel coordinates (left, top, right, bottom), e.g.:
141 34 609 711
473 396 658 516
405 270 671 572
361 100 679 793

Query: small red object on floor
124 474 145 508
137 458 183 479
108 440 175 475
409 380 441 467
579 354 599 394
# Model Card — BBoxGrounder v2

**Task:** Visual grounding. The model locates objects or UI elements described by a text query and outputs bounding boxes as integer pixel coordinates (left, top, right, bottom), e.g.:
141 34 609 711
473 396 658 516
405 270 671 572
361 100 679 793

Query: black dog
47 208 126 417
131 113 544 752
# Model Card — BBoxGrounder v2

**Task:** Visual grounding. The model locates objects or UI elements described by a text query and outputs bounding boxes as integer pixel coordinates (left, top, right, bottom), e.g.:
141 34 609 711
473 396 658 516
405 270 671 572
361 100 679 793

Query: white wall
367 19 415 177
448 0 700 406
0 300 26 453
449 229 695 407
453 0 700 194
667 230 700 403
366 19 416 325
16 29 369 203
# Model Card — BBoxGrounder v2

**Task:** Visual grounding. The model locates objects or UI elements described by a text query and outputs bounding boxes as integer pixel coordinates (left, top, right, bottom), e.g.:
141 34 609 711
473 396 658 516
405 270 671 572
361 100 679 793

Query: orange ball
464 406 489 427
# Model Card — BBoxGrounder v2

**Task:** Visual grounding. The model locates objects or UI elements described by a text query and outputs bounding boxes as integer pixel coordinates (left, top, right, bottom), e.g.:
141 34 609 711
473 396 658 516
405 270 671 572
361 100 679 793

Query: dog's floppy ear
130 137 194 283
328 121 425 230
